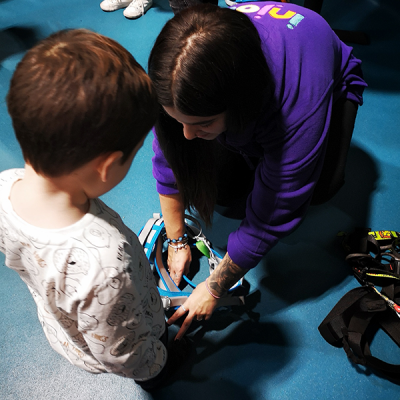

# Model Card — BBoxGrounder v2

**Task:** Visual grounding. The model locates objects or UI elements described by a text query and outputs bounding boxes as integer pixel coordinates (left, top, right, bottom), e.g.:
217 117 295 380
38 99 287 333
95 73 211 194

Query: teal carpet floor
1 0 400 399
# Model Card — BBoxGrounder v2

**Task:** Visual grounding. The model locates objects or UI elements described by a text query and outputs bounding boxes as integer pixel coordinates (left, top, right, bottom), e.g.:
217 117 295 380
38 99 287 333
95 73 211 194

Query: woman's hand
167 281 219 340
167 244 192 286
168 252 247 340
159 192 189 285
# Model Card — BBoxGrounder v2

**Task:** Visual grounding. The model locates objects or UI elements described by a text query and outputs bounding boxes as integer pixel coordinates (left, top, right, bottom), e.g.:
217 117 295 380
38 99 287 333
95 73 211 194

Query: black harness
318 229 400 382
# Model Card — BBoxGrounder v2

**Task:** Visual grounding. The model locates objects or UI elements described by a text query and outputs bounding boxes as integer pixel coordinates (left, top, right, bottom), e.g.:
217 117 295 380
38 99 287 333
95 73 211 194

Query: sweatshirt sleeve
226 4 366 269
227 88 333 270
151 128 179 195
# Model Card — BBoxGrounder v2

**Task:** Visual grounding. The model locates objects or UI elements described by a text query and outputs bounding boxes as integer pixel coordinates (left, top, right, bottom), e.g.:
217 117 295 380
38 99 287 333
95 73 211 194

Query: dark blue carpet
1 0 400 399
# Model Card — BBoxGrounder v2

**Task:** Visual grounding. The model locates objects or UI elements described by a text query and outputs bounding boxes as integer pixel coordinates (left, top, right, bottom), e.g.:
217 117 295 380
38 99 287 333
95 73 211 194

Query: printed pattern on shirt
0 169 166 380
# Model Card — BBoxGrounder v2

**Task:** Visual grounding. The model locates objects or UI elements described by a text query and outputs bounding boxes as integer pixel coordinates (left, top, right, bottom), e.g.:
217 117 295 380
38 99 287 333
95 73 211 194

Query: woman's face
163 106 227 141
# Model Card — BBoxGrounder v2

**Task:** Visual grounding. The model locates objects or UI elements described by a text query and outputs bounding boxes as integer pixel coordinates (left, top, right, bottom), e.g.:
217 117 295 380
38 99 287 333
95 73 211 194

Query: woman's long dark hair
148 4 272 224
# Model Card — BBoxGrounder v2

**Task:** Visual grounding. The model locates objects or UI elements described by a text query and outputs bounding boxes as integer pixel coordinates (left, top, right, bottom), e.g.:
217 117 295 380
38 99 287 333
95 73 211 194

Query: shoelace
128 0 146 15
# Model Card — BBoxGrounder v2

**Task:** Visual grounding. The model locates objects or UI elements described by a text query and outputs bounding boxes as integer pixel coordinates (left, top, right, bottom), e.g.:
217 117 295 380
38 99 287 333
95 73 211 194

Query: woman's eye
201 123 211 128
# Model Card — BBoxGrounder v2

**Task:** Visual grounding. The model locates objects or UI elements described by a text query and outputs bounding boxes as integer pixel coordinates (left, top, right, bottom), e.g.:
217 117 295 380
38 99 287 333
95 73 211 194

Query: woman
148 3 367 338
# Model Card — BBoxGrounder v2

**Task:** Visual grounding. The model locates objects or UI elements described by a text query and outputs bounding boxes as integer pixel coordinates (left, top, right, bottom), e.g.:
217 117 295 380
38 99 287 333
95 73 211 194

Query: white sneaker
123 0 153 19
100 0 132 12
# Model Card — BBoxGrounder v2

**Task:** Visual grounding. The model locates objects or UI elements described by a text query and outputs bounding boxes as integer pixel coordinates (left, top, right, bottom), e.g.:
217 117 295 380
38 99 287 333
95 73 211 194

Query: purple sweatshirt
152 2 367 269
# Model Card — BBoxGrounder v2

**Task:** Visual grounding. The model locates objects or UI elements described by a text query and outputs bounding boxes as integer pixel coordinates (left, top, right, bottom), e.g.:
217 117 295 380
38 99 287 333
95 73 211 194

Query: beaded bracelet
168 241 188 253
163 232 188 244
205 278 221 299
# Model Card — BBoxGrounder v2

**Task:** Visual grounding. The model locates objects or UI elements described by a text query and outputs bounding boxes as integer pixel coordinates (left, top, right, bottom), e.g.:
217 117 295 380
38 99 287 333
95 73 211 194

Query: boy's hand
167 244 191 285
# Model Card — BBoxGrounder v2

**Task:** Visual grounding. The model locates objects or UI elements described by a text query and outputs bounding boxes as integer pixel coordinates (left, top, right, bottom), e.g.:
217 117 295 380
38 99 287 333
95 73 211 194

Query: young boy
1 29 174 387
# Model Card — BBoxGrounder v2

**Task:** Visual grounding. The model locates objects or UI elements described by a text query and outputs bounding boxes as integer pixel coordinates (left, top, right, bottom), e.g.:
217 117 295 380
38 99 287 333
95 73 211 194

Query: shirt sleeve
333 49 367 105
151 128 179 195
227 89 333 269
76 238 167 381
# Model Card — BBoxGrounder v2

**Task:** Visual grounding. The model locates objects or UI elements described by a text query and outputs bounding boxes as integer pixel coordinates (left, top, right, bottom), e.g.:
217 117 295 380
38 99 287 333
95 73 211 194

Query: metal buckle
161 296 171 311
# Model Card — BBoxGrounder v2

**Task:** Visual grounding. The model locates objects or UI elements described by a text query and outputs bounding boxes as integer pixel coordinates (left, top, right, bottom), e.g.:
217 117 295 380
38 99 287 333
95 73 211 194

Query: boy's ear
97 151 124 183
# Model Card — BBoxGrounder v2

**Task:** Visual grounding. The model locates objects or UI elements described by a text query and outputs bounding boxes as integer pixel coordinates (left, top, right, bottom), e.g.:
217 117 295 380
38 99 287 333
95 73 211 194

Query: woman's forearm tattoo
208 253 247 296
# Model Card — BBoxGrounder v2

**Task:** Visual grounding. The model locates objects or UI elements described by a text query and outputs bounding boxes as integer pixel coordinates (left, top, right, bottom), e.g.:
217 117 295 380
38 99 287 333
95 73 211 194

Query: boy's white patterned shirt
0 169 166 381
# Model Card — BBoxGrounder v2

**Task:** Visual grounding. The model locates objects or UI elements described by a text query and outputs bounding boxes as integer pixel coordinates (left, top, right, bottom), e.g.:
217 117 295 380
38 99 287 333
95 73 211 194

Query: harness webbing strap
318 287 371 345
154 236 180 293
345 310 375 363
362 310 400 378
139 213 245 311
319 228 400 382
153 232 244 308
319 285 400 381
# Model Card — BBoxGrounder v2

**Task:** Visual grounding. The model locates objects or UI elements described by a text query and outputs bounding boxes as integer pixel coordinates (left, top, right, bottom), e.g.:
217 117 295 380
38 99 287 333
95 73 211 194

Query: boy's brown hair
7 29 158 177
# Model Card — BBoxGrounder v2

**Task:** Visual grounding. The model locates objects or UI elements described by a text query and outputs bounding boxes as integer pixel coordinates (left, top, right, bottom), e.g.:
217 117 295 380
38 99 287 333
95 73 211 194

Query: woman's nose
182 124 198 140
